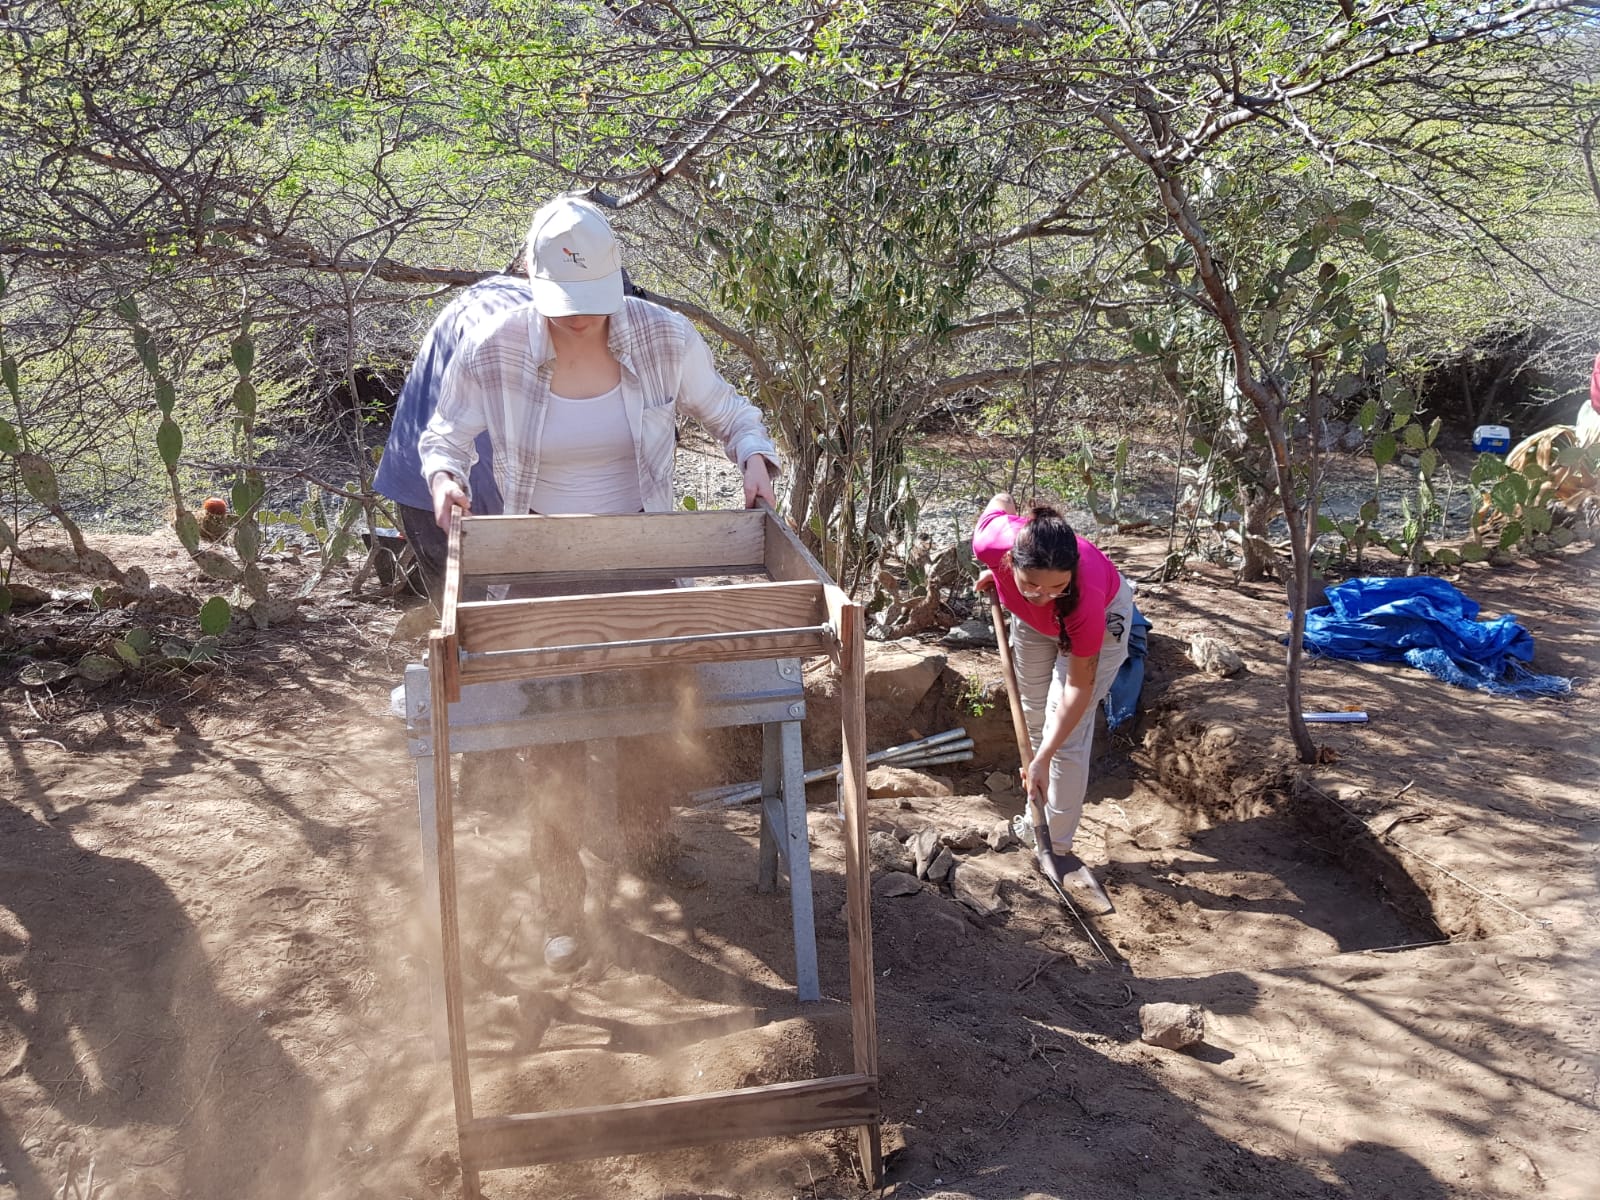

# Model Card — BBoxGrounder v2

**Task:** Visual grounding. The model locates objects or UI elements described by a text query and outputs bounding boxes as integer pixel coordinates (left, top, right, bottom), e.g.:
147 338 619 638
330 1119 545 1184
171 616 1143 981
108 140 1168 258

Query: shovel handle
988 593 1052 849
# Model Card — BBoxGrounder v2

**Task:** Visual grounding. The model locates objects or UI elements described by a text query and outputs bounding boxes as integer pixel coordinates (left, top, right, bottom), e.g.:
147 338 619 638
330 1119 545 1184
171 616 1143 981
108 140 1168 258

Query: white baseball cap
525 195 625 317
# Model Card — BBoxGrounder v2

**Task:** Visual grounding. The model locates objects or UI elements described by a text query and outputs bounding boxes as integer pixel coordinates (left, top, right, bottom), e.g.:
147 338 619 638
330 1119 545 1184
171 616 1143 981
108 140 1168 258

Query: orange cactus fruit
202 497 228 515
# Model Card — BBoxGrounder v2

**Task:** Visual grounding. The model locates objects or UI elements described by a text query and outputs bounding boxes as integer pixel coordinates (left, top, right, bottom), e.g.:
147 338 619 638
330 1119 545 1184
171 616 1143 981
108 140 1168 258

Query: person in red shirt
974 493 1134 905
1579 351 1600 446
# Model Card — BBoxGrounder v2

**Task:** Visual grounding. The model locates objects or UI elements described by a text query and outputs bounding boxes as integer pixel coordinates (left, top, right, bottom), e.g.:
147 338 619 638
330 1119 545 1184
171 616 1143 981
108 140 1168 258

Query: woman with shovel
974 494 1133 911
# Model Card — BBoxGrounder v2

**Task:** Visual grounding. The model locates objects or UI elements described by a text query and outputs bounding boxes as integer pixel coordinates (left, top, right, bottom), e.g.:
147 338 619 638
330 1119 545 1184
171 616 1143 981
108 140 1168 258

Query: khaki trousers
1010 576 1135 850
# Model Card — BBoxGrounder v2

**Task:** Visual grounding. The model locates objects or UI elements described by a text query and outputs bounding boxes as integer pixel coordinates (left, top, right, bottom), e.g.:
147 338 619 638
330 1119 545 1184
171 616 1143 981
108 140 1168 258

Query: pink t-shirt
973 501 1121 655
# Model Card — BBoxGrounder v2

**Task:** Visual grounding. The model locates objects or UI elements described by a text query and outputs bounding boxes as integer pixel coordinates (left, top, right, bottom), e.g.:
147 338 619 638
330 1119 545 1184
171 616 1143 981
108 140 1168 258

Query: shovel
988 593 1115 917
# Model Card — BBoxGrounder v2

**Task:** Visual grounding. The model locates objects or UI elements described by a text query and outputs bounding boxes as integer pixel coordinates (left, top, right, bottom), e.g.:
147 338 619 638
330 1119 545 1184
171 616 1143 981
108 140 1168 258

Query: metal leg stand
778 719 820 1001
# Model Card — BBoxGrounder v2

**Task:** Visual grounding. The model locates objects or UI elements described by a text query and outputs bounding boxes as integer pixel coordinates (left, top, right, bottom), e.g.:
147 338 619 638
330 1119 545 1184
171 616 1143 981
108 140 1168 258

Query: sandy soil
1 531 1596 1200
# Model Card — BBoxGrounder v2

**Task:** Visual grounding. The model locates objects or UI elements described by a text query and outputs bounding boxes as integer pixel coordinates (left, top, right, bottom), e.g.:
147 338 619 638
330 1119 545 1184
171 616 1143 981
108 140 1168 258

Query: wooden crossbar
459 1074 879 1171
458 510 766 577
455 581 829 682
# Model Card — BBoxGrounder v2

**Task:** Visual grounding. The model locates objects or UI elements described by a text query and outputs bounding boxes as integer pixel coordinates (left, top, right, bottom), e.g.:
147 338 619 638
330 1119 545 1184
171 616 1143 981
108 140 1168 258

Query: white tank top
529 384 642 515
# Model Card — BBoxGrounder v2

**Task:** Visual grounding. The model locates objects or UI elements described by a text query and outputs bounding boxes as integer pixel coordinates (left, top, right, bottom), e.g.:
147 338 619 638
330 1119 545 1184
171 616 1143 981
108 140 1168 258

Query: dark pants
397 502 447 602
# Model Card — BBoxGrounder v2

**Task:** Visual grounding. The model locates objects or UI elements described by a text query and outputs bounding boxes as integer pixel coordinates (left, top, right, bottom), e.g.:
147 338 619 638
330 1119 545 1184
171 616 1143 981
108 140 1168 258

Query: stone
1202 724 1240 748
868 765 954 799
869 830 915 874
1188 634 1244 677
873 871 922 899
1139 1002 1206 1050
983 820 1019 852
953 874 1010 917
864 645 947 707
941 618 997 649
940 826 987 853
1339 428 1366 452
908 827 942 878
925 847 956 883
984 770 1015 795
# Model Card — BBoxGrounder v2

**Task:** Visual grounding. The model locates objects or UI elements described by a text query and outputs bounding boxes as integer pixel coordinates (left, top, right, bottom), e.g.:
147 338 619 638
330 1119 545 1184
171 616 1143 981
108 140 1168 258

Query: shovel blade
1065 864 1115 916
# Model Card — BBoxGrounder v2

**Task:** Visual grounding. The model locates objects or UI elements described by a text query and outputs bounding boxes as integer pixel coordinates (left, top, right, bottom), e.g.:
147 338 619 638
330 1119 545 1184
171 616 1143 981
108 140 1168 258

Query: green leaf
174 509 200 552
193 550 240 581
1460 541 1489 563
1431 547 1461 567
75 653 123 683
1527 507 1553 534
1419 447 1440 478
1498 521 1523 549
681 494 699 511
1401 422 1428 450
1356 399 1378 434
1550 525 1576 547
198 595 232 636
154 378 176 416
133 330 160 378
231 477 264 515
1315 514 1336 534
234 518 260 562
0 415 18 454
124 627 155 654
230 334 255 376
16 453 60 504
1 354 18 401
156 418 183 467
1358 499 1379 523
232 379 257 418
1284 246 1316 274
112 639 142 666
1470 454 1507 486
115 296 141 324
1372 432 1397 467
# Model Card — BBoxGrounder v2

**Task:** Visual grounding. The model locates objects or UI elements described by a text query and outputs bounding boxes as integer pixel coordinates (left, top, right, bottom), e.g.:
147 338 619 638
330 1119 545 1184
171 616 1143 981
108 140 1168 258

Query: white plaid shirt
418 297 778 514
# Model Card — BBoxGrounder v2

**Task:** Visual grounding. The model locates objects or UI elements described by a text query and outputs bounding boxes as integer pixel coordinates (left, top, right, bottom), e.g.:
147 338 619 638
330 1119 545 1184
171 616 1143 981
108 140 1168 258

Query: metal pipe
694 744 976 809
689 729 972 804
691 732 970 802
462 623 833 663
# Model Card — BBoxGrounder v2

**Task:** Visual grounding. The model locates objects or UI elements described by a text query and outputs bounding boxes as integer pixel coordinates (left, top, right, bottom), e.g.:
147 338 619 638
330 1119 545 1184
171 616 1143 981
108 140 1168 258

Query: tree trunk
1239 486 1276 581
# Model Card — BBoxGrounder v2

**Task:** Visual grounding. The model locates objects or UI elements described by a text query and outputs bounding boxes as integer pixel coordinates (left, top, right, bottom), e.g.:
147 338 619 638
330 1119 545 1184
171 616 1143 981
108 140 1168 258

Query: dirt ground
1 529 1596 1200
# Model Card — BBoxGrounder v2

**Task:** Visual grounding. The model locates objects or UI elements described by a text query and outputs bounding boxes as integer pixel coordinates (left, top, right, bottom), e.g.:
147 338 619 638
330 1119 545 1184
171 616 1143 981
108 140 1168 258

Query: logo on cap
562 246 588 271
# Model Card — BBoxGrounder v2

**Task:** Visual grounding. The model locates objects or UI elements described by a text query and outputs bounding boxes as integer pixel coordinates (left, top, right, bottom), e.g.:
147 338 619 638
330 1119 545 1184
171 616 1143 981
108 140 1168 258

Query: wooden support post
438 510 464 703
427 632 479 1200
834 600 882 1185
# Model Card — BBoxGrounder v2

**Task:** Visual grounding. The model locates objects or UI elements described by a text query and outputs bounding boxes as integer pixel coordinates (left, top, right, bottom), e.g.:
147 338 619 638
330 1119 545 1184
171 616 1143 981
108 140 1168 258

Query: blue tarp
1298 576 1571 698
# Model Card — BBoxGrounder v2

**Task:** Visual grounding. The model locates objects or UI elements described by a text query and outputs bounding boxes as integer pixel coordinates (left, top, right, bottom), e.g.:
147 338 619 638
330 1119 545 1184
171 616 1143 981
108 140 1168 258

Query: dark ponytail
1011 504 1081 653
